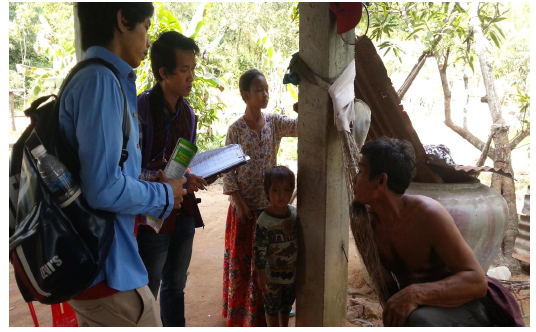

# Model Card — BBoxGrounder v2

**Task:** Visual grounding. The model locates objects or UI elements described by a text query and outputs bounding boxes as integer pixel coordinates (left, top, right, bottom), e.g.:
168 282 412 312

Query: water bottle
31 145 82 208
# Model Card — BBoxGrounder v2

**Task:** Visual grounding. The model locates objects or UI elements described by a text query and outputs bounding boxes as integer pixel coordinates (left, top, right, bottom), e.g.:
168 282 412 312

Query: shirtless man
352 137 490 327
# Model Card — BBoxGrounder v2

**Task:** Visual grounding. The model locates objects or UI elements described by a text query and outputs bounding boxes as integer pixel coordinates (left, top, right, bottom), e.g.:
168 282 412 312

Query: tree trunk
489 136 520 272
468 3 520 272
463 72 469 129
476 129 495 167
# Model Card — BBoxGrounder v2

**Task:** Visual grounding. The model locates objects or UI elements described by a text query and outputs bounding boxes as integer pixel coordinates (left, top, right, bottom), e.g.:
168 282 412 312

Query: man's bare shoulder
405 194 454 226
406 194 439 206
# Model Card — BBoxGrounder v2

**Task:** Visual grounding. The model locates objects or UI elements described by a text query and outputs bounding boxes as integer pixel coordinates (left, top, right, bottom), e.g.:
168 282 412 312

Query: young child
254 166 298 327
222 69 298 327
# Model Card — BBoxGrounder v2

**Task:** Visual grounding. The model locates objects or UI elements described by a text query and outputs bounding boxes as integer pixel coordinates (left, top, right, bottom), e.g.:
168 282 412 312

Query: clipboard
189 144 250 182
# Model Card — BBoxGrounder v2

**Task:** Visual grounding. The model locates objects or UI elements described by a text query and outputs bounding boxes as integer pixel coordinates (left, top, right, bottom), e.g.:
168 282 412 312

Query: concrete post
73 3 84 62
296 2 354 327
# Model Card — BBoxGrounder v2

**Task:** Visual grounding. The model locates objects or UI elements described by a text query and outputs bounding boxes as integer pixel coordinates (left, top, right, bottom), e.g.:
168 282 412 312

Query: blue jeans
137 213 195 327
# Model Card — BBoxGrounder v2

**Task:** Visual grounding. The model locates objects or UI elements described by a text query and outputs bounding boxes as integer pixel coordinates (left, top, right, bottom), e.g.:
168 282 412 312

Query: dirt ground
9 182 274 327
8 182 529 327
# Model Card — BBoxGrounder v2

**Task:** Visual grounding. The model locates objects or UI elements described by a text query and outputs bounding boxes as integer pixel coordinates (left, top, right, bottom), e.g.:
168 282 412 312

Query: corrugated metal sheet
522 189 530 215
425 154 513 182
455 165 512 177
354 37 442 184
513 192 530 264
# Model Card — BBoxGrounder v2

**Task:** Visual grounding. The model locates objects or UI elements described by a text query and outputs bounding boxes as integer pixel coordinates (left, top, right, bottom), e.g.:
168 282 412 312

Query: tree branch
444 119 494 158
476 124 508 166
398 2 420 44
396 2 428 99
481 4 510 32
476 130 495 166
368 3 418 15
509 129 530 150
468 3 503 124
435 46 492 159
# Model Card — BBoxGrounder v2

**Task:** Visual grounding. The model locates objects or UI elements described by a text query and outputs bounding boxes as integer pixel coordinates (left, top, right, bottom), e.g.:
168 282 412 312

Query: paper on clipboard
189 144 250 179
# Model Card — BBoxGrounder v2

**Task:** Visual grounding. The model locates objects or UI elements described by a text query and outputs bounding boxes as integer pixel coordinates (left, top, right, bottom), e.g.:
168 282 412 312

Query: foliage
145 4 224 148
377 40 405 62
8 2 228 150
367 3 466 64
10 3 76 101
365 2 513 74
253 24 297 109
9 3 58 70
136 2 227 151
514 86 530 135
9 2 528 158
367 2 529 133
278 137 298 162
9 2 75 108
23 12 77 100
367 3 407 62
478 2 507 48
290 2 299 25
164 2 298 95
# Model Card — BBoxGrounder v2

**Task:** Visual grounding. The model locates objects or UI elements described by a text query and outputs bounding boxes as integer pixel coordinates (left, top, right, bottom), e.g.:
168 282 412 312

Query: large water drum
406 180 508 272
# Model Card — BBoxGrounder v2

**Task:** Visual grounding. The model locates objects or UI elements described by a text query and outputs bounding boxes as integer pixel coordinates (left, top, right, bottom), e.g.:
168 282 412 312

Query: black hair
150 31 200 82
78 3 154 51
360 137 416 194
264 166 296 200
239 69 265 102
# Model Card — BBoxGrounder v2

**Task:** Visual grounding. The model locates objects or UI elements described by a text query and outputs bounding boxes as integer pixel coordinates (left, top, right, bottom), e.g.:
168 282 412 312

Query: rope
287 53 332 90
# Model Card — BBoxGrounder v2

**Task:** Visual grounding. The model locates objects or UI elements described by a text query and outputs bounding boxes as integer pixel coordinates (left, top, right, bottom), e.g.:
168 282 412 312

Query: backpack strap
54 58 130 171
24 95 56 118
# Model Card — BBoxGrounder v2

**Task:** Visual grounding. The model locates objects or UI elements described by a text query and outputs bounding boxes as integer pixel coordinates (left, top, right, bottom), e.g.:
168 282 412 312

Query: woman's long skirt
222 204 266 327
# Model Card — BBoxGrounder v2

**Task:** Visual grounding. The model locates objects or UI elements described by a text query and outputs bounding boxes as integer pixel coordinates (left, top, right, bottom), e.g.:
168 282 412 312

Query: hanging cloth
327 60 356 133
285 53 371 147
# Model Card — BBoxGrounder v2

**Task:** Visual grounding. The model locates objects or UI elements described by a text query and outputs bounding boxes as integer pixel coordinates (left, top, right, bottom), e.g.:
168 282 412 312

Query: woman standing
222 69 298 326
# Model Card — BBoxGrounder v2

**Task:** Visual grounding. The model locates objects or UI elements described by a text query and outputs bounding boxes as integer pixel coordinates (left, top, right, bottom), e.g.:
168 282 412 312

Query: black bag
9 58 130 304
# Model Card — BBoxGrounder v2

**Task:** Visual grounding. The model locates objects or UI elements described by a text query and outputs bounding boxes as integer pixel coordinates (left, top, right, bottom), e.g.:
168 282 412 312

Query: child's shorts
262 282 296 316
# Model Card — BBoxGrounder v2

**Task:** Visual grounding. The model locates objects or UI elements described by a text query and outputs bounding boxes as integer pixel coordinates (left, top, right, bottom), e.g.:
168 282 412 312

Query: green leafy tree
165 2 298 93
21 13 76 101
9 2 227 152
9 2 73 109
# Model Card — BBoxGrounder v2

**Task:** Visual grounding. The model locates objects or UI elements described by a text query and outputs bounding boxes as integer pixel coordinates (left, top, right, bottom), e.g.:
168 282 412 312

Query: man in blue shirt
59 3 186 327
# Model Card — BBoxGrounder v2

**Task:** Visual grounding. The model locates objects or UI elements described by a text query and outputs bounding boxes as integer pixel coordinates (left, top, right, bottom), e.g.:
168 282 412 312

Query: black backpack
9 58 130 304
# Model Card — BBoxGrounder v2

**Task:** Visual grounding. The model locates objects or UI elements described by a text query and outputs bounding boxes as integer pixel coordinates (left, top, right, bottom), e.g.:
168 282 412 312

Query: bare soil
8 182 529 327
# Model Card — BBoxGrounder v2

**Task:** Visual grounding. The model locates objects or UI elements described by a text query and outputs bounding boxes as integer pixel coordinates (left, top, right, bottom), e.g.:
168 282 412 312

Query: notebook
189 144 250 181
